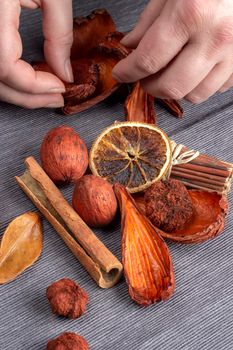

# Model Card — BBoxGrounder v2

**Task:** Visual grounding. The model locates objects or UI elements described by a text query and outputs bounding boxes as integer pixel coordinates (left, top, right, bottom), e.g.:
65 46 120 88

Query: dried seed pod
125 82 156 124
40 125 88 184
114 183 175 306
156 98 184 118
47 332 89 350
46 278 89 319
144 179 194 232
71 9 116 59
72 175 118 228
161 191 229 244
0 212 43 284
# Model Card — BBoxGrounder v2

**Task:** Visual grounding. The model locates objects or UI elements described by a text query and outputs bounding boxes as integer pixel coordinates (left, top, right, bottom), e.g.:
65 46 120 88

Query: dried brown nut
40 125 88 184
72 175 118 227
161 191 229 244
46 278 89 319
125 82 156 124
145 179 194 232
46 332 89 350
114 183 175 306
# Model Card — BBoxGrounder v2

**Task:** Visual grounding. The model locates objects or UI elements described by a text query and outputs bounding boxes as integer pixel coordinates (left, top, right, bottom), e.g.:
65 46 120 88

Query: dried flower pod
47 332 89 350
71 9 116 59
72 175 118 227
161 191 229 244
114 183 175 306
156 98 184 118
46 278 89 319
33 60 99 105
0 212 43 284
40 125 88 184
125 82 156 124
144 179 194 232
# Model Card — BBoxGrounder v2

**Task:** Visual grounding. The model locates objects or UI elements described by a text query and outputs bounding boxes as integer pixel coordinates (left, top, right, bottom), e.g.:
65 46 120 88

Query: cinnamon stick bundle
16 157 123 289
171 146 233 195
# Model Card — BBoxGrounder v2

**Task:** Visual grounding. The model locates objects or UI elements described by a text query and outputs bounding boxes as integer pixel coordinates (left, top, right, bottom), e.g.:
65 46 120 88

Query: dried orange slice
89 122 172 193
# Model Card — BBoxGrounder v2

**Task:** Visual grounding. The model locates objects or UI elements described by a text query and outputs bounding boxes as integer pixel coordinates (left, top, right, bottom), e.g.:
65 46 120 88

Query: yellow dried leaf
0 212 43 284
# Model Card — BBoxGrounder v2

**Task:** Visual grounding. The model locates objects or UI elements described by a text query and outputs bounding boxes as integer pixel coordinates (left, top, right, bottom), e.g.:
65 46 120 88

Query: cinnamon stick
171 146 233 194
15 157 123 289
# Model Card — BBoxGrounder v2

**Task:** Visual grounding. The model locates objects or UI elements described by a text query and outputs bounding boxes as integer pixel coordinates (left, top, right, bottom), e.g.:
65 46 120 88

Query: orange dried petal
114 183 175 306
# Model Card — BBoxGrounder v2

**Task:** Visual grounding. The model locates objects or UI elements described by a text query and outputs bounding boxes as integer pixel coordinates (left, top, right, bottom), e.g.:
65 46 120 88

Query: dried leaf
0 212 43 284
114 183 175 306
125 82 157 124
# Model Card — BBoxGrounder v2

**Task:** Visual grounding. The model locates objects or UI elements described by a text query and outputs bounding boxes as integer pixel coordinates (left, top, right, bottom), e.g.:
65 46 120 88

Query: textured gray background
1 1 233 349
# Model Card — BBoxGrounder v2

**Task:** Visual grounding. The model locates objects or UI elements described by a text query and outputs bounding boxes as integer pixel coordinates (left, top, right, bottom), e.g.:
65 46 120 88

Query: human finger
0 81 64 109
113 4 189 83
0 0 65 94
121 0 167 48
185 61 233 103
41 0 74 83
141 41 217 99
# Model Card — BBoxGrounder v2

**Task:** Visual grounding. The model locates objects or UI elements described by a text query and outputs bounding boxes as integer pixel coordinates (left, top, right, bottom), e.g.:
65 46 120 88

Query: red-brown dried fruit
46 278 89 319
40 125 88 184
46 332 89 350
114 183 175 306
161 191 229 244
145 179 194 232
72 175 118 228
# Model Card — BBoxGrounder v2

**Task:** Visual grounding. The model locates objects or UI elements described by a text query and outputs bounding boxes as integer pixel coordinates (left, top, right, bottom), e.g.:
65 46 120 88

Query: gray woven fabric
1 1 233 349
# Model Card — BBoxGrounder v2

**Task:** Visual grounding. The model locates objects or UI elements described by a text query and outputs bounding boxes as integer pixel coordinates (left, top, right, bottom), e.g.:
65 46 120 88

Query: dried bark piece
161 191 229 244
0 212 43 284
114 183 175 306
47 332 89 350
144 179 194 232
46 278 89 319
125 82 156 124
71 9 116 59
156 98 184 118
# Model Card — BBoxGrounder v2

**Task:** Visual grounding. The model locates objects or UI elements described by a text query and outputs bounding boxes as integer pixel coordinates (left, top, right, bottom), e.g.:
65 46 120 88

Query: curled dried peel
114 183 175 306
0 212 43 284
134 190 229 244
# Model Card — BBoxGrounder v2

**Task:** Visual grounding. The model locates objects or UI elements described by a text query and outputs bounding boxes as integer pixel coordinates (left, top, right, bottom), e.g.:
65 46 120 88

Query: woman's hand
113 0 233 103
0 0 73 109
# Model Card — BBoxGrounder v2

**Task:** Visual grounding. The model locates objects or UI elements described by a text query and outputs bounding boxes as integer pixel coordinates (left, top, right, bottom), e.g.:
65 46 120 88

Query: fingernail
112 69 123 83
49 87 66 93
46 101 64 108
64 59 74 83
121 32 131 44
